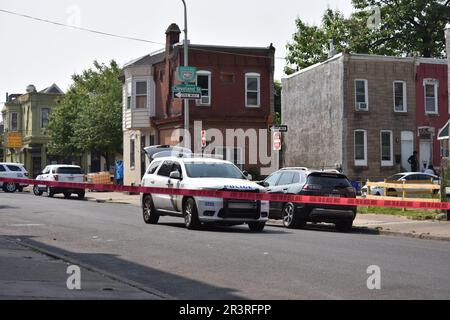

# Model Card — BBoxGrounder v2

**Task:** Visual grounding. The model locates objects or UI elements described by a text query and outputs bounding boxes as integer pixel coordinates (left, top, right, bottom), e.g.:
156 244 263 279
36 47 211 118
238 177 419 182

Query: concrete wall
281 55 345 170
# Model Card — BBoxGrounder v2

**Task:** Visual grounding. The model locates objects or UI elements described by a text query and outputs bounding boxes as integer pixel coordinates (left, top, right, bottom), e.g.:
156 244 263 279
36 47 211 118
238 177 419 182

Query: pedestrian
424 164 437 176
408 151 419 172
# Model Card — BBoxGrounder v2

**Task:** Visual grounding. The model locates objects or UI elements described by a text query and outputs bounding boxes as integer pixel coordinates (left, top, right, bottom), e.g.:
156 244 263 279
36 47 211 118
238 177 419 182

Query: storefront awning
438 120 449 140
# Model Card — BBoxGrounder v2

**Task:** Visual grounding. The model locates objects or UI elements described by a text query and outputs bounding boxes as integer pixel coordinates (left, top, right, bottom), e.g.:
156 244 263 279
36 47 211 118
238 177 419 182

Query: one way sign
174 92 201 99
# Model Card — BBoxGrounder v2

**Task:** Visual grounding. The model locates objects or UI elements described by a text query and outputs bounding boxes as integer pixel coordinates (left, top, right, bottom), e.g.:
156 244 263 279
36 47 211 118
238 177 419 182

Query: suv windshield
56 167 82 174
185 163 244 179
307 173 351 188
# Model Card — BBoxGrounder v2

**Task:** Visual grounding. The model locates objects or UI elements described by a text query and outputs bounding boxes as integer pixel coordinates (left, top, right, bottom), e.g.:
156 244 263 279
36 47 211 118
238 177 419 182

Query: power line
0 8 165 45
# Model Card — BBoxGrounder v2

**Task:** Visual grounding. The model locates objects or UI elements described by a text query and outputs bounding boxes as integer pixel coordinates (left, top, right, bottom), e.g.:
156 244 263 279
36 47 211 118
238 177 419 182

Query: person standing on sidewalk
408 151 419 172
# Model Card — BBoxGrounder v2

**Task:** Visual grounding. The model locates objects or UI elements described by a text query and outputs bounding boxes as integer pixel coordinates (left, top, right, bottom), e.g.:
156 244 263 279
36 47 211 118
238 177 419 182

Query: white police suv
140 147 269 231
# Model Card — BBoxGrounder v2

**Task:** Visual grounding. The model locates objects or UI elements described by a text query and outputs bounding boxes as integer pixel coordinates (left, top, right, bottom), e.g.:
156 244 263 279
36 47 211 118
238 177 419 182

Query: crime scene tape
1 177 450 210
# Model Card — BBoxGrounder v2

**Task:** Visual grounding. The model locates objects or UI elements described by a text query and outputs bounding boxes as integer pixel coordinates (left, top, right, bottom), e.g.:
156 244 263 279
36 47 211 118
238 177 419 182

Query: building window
245 73 260 108
354 130 367 166
41 108 50 128
135 81 148 109
221 73 235 84
10 113 18 132
125 80 132 109
424 80 438 114
355 79 368 111
380 130 393 166
393 81 407 112
196 71 211 105
130 138 135 169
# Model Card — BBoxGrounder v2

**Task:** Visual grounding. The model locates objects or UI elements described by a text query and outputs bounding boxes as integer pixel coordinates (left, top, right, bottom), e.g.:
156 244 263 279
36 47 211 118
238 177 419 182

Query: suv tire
33 185 43 196
3 183 17 193
183 198 201 230
64 192 72 199
143 195 159 224
248 222 266 232
336 221 353 233
77 191 85 200
282 203 301 229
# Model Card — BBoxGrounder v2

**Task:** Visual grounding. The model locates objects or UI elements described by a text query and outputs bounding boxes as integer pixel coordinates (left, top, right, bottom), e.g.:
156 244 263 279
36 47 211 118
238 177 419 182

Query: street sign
270 125 288 133
273 131 282 151
177 66 198 83
6 132 22 148
173 84 202 100
174 92 202 99
201 130 207 148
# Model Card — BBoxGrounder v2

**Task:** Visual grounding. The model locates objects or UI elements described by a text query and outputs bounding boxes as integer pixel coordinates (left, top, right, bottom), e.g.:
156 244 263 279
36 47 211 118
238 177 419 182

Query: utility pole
181 0 190 150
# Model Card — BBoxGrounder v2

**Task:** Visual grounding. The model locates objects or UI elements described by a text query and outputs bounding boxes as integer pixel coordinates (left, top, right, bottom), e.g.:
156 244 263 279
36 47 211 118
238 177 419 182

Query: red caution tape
1 177 449 210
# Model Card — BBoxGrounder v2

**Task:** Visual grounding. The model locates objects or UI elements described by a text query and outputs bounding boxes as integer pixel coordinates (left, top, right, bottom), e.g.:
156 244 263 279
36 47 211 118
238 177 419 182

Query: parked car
260 168 357 232
361 172 440 197
34 165 85 199
0 162 29 193
140 147 269 231
0 162 28 193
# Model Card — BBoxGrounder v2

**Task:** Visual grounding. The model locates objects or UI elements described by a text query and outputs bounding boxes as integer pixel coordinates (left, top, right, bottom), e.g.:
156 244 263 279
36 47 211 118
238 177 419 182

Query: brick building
282 53 419 181
415 59 448 170
121 23 275 186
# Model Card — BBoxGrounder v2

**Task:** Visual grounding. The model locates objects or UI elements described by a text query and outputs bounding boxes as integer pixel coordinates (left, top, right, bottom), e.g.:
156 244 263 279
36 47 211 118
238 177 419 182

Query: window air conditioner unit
357 102 368 111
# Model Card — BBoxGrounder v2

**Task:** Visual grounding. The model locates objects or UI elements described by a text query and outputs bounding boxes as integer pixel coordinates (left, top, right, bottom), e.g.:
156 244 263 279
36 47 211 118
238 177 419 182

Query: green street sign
172 84 202 100
177 66 197 83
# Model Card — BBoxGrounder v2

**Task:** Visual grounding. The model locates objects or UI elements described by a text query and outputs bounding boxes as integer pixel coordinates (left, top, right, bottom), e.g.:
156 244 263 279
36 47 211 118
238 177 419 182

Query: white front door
419 140 432 171
401 131 414 172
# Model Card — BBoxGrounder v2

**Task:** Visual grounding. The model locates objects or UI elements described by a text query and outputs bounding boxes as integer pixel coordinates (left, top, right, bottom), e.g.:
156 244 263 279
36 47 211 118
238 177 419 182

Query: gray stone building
282 53 417 181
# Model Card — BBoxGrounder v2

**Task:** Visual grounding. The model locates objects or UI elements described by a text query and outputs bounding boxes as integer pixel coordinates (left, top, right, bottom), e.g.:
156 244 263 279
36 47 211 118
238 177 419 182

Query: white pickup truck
140 146 269 231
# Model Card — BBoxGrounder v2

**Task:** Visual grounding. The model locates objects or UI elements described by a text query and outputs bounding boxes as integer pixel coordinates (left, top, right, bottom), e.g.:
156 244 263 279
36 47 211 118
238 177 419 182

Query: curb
6 236 176 300
376 229 450 242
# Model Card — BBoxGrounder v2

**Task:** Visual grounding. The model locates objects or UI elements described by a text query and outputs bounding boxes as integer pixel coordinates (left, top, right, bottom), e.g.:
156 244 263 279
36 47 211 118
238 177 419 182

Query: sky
0 0 355 119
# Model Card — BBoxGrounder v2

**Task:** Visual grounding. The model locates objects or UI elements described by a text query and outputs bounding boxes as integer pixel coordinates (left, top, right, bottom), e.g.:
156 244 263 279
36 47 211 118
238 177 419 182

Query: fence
364 179 441 209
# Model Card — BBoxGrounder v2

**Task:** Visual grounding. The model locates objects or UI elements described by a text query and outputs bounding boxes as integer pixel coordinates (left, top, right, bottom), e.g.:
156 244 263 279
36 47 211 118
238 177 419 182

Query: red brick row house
121 24 275 186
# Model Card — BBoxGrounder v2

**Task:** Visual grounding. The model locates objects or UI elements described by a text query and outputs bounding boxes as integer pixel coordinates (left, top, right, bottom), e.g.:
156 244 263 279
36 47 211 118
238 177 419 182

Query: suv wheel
64 192 72 199
143 195 159 224
33 185 43 196
3 183 17 193
77 191 85 200
336 221 353 233
282 203 300 229
183 198 201 230
248 222 266 232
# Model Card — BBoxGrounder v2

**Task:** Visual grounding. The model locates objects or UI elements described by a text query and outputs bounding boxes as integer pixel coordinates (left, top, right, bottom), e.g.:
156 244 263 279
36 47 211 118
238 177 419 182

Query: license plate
67 177 74 181
328 194 341 198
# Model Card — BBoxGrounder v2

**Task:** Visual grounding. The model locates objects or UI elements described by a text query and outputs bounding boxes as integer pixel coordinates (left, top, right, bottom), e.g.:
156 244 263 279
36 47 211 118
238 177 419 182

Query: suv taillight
302 184 321 191
53 174 59 181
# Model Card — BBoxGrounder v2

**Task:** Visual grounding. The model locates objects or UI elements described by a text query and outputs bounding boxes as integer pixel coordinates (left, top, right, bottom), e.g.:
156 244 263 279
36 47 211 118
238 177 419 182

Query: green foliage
286 0 450 73
47 61 123 169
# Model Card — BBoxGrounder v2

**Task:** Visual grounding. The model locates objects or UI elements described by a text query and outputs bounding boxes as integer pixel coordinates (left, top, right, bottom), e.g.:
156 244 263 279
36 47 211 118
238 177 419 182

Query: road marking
9 224 44 227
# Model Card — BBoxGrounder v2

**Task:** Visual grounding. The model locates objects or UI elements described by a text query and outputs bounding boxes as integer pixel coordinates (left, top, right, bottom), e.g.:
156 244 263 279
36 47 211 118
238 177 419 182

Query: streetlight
181 0 190 150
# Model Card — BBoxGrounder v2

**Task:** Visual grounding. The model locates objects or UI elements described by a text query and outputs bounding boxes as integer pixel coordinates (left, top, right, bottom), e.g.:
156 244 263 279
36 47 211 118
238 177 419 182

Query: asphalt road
1 192 450 299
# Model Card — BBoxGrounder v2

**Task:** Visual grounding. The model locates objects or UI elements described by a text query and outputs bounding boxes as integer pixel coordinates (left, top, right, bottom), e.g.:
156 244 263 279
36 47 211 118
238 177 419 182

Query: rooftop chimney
165 23 181 53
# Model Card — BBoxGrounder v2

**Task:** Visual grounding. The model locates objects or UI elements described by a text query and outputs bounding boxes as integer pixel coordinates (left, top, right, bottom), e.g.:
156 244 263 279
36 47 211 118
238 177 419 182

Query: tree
285 0 449 73
47 60 123 170
274 80 282 125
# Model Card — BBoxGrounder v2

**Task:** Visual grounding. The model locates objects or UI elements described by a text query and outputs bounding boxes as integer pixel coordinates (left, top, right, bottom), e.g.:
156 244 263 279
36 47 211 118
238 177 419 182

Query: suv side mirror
258 181 269 188
242 171 252 180
169 171 182 180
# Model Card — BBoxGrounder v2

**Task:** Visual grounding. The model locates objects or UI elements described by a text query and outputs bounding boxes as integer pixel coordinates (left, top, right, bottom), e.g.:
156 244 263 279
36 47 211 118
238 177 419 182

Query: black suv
261 168 357 232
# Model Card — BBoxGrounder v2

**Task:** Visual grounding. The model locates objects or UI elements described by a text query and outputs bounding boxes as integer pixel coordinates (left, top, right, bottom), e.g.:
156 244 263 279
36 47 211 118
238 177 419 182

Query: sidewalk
0 236 159 299
85 191 450 241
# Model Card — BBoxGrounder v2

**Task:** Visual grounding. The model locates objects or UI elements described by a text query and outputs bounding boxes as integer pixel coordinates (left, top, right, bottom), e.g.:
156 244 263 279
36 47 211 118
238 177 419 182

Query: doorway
401 131 414 172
